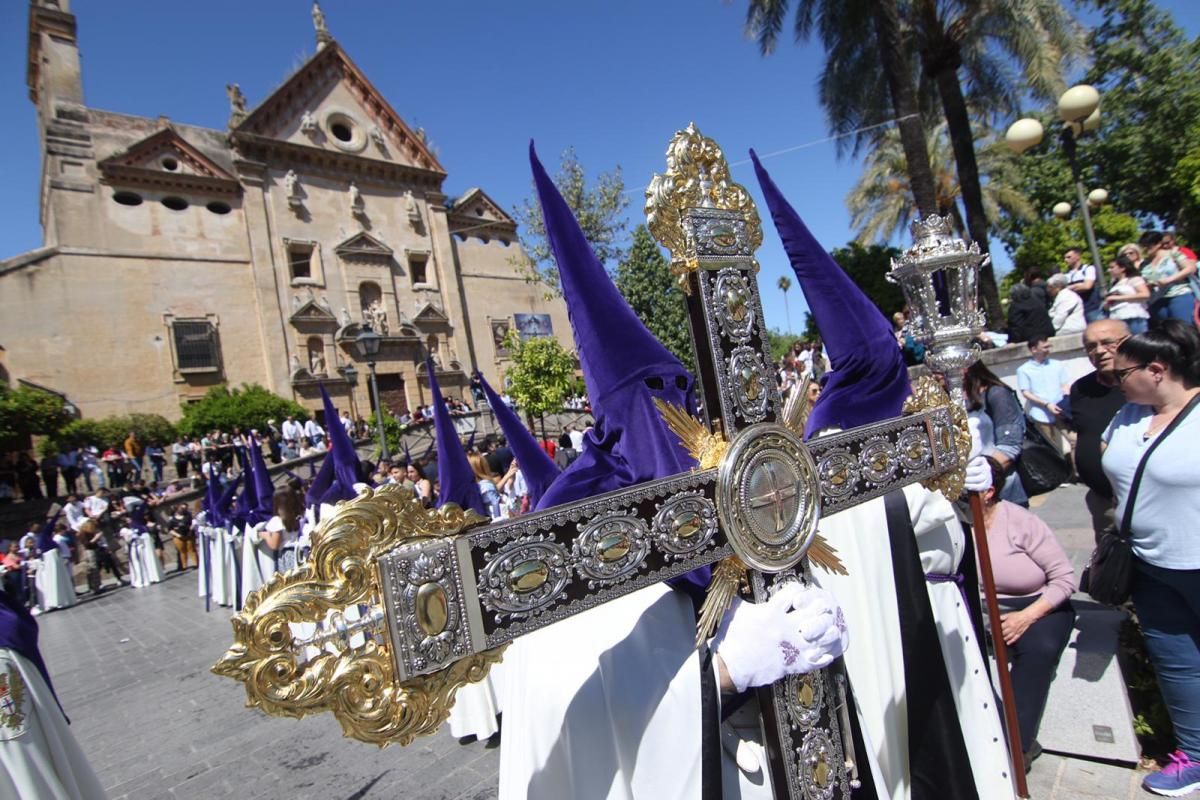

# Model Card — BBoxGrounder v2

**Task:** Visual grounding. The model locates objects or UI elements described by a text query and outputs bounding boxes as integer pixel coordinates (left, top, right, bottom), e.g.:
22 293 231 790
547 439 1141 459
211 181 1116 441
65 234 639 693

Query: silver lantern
888 215 988 404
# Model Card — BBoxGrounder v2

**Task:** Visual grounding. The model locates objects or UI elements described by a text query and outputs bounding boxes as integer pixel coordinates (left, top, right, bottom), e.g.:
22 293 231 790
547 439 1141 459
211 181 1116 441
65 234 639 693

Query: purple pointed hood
305 384 362 509
229 447 257 528
428 358 486 516
529 142 707 594
477 371 559 507
204 471 226 527
35 510 61 554
751 151 910 437
0 591 61 714
248 442 275 525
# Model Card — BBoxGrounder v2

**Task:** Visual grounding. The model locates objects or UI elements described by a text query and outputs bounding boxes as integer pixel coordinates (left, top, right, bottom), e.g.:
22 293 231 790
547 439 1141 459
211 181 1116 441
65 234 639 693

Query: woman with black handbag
1100 320 1200 796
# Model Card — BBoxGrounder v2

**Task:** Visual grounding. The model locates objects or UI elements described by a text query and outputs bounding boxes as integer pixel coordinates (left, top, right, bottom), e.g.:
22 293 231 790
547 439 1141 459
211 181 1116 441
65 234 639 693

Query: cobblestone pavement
36 571 499 800
35 483 1160 800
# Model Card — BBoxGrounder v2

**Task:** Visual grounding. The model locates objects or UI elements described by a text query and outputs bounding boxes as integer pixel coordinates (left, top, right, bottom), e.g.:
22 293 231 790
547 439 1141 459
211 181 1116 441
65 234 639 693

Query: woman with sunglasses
1102 321 1200 795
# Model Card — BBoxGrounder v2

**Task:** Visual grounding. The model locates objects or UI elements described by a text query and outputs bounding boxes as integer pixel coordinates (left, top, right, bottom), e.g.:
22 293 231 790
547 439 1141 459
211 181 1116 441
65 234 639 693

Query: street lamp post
341 363 359 424
354 324 390 463
1006 84 1108 293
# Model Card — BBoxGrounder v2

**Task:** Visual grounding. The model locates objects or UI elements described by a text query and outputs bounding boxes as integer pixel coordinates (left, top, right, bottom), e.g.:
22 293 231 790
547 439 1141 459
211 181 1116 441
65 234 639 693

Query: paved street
33 483 1160 800
36 572 500 800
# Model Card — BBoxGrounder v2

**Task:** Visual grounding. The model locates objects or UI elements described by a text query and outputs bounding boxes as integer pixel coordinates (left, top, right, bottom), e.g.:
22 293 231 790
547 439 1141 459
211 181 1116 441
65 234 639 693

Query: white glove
965 412 995 493
712 582 849 692
964 455 993 492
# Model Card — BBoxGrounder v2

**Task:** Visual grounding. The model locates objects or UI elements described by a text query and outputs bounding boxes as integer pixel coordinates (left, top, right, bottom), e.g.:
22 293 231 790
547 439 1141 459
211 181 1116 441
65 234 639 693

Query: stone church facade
1 1 574 423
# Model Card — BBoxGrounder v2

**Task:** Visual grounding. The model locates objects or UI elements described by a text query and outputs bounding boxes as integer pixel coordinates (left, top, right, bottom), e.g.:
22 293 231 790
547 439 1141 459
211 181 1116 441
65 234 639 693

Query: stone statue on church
300 110 318 137
285 169 303 209
312 2 331 47
226 84 247 114
289 353 302 374
404 190 422 228
310 349 326 376
349 182 365 217
318 294 333 313
365 299 389 336
291 294 303 312
340 307 353 327
226 83 248 128
370 125 387 151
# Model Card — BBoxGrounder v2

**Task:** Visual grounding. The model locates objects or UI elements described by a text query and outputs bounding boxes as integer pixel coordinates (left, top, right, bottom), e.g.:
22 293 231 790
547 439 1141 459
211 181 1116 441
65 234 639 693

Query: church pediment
413 302 450 325
99 127 240 194
289 299 338 325
449 188 515 225
233 43 444 175
334 231 393 260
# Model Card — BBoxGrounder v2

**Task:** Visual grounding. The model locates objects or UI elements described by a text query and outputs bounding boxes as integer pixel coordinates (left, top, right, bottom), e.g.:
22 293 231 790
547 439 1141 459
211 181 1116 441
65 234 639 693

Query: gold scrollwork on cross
645 122 762 293
212 486 503 746
903 375 970 501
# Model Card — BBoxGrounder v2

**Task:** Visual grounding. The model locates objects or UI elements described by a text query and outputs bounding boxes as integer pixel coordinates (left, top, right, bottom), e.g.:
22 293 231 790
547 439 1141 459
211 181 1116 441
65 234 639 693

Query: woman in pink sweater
982 458 1078 767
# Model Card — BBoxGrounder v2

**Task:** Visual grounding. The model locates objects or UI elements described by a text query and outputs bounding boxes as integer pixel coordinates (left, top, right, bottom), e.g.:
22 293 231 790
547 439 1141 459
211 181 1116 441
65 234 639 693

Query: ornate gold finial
212 485 504 746
645 123 762 293
903 375 970 500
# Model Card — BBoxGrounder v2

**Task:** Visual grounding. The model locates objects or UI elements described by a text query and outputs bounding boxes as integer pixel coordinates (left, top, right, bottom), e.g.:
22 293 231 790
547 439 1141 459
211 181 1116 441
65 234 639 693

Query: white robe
33 551 75 612
239 523 272 605
0 648 107 799
499 584 709 800
240 521 298 605
120 530 162 589
812 484 1014 800
448 660 505 741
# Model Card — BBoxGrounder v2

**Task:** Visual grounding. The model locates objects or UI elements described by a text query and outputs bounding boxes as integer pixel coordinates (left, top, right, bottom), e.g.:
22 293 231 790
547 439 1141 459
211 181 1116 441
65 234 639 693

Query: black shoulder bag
1081 393 1200 605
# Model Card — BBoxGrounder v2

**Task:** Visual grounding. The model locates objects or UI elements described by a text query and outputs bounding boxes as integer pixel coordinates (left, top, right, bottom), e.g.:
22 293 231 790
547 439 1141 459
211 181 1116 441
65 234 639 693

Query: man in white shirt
302 417 325 445
281 415 304 444
63 496 87 531
1017 336 1073 453
1046 274 1086 335
82 488 109 520
567 425 584 453
340 410 355 437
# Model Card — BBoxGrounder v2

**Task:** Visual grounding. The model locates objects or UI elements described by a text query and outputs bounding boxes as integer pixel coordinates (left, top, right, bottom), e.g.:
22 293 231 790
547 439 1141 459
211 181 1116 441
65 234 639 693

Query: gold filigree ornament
903 375 970 501
212 485 504 747
645 122 762 294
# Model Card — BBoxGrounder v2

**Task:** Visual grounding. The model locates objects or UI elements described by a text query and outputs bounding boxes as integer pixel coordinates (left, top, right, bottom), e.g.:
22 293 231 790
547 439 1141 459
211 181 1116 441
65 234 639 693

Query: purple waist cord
925 571 971 613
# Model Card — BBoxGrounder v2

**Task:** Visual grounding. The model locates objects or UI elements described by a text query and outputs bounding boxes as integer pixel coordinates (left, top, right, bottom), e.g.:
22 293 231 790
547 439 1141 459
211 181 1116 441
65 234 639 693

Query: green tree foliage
848 118 1034 244
501 332 578 421
1010 207 1141 286
744 0 1085 329
176 384 308 438
613 225 697 374
56 413 177 449
828 242 907 317
512 148 629 295
369 412 409 463
1084 0 1200 238
1175 124 1200 240
765 327 803 363
0 384 72 450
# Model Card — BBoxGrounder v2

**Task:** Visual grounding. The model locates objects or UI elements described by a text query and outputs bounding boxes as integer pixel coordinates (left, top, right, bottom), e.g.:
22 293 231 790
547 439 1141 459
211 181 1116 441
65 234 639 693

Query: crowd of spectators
1010 232 1197 345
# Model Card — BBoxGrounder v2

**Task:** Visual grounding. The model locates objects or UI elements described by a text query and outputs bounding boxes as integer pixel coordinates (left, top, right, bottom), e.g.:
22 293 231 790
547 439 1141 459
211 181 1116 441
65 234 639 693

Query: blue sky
2 1 1197 335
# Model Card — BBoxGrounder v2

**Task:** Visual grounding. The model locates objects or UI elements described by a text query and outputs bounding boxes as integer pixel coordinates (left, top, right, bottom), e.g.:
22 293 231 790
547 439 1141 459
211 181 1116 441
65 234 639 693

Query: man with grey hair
1047 273 1087 335
1067 319 1130 540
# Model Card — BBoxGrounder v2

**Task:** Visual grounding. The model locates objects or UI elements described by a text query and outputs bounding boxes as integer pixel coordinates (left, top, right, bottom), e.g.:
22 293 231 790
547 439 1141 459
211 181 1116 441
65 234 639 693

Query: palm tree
747 0 940 219
744 0 1085 328
846 118 1034 246
777 275 793 333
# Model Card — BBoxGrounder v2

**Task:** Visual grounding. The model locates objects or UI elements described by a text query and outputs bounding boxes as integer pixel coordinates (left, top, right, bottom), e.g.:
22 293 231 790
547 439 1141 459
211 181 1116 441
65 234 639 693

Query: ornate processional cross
214 124 970 800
